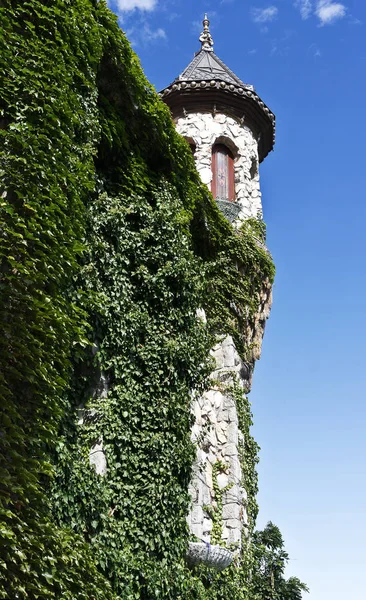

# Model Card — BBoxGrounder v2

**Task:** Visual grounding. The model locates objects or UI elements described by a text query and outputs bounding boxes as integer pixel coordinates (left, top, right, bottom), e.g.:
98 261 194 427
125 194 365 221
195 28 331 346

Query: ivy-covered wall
0 1 306 599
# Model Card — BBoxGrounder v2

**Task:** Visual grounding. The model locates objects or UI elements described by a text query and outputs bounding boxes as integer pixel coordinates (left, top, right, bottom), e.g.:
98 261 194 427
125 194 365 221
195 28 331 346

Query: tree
251 522 309 600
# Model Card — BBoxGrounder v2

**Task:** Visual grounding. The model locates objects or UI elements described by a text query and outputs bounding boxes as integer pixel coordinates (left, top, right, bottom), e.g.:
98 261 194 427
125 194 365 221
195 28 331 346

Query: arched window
211 144 235 202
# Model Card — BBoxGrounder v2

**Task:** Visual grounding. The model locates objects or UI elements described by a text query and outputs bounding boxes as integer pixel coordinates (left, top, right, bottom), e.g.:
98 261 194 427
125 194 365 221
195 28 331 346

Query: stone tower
161 15 275 565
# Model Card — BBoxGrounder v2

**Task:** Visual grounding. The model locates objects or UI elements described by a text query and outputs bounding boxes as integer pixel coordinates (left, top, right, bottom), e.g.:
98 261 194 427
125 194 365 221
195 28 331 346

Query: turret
161 16 275 567
161 14 275 223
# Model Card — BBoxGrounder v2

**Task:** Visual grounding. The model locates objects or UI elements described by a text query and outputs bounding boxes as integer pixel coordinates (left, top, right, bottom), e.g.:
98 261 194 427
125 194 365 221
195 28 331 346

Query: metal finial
199 13 214 51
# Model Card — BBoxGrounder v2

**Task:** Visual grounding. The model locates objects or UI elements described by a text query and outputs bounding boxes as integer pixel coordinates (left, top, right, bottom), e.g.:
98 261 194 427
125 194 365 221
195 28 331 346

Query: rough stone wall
179 111 269 549
175 111 262 220
187 335 248 548
187 284 272 548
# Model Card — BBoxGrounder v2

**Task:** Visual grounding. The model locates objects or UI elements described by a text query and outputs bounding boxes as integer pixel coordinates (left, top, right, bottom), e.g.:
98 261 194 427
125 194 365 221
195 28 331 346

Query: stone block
210 121 222 135
207 449 217 464
217 473 229 490
208 427 217 447
194 401 201 421
196 308 207 323
198 167 212 185
211 350 224 370
222 443 237 457
227 527 241 546
197 448 209 463
191 505 204 525
204 389 217 402
226 518 241 530
221 335 235 349
201 401 211 417
205 461 213 489
208 411 217 425
239 486 248 502
225 484 241 504
223 395 235 410
89 448 107 476
222 503 240 521
227 408 238 424
222 346 236 368
214 114 226 124
214 391 224 409
202 518 213 534
217 408 229 422
216 422 228 445
241 506 249 526
89 452 107 476
191 423 201 442
226 422 238 446
202 485 212 507
191 522 203 539
229 457 241 484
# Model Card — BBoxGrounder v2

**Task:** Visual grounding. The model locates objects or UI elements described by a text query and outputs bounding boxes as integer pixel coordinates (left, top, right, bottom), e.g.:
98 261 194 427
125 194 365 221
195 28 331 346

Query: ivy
204 461 233 545
190 202 275 365
0 0 306 599
0 0 116 597
51 187 212 598
229 380 260 532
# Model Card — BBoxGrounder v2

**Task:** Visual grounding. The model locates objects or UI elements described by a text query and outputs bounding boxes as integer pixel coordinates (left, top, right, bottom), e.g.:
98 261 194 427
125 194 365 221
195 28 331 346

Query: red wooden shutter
211 144 235 202
227 151 234 202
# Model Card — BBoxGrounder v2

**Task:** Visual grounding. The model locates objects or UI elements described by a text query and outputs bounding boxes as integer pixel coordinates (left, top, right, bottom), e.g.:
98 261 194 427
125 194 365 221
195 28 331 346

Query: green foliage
190 200 275 362
0 0 116 597
204 461 233 545
230 380 260 531
0 0 304 599
251 523 309 600
186 523 309 600
51 187 212 598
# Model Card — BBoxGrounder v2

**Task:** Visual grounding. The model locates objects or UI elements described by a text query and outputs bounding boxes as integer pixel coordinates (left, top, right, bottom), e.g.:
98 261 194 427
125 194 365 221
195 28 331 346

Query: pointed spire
199 13 214 52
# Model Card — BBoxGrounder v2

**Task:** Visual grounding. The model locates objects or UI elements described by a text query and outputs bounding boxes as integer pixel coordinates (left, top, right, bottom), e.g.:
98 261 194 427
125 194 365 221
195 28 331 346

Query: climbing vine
203 461 233 545
229 380 260 532
0 0 115 597
0 1 305 599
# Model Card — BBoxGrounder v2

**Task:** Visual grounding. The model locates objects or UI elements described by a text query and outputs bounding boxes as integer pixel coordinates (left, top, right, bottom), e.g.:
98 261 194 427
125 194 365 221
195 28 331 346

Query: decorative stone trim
161 80 275 127
186 542 234 571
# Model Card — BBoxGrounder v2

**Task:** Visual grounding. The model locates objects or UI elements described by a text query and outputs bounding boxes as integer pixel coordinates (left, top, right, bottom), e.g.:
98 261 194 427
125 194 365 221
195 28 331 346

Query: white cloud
309 43 322 56
294 0 312 19
126 23 166 46
191 20 202 34
143 25 166 41
115 0 157 11
251 6 279 23
315 1 346 25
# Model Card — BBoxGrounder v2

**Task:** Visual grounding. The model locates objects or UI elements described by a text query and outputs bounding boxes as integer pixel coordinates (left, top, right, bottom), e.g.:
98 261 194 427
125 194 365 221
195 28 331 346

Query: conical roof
176 48 248 89
161 15 275 162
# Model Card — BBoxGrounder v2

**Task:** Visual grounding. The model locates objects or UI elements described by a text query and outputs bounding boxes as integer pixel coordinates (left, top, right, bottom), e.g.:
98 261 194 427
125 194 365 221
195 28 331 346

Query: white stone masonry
175 111 262 220
187 334 248 549
182 111 267 549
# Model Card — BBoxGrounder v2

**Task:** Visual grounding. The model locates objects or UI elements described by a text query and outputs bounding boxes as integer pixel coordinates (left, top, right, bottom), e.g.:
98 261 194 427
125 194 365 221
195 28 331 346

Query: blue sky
107 1 366 598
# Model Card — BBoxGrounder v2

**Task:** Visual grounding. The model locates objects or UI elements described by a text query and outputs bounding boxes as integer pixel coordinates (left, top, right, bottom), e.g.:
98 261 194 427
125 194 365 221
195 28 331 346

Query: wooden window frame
211 144 235 202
